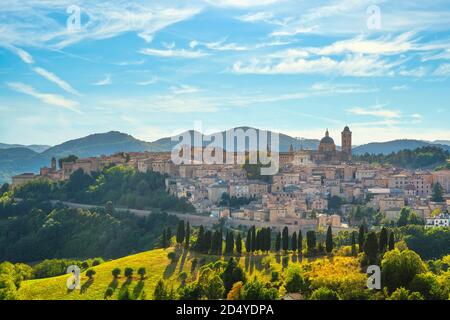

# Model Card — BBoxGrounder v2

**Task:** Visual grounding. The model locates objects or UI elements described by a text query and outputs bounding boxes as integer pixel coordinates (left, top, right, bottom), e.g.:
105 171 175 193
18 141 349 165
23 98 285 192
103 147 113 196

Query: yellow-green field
17 248 291 300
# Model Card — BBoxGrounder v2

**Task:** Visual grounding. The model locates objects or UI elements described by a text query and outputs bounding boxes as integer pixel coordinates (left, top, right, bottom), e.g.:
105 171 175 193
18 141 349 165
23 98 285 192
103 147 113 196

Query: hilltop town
11 126 450 231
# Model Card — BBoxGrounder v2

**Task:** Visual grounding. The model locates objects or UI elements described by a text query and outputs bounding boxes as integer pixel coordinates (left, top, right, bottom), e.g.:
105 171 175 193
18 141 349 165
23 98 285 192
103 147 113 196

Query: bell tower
341 126 352 160
51 157 57 171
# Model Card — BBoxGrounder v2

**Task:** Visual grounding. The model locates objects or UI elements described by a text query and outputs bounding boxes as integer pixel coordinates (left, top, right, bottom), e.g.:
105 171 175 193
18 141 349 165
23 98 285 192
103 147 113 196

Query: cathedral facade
280 126 352 166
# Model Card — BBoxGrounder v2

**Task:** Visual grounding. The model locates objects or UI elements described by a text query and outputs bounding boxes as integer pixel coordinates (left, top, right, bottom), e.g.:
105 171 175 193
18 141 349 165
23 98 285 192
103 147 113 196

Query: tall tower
341 126 352 160
51 157 57 171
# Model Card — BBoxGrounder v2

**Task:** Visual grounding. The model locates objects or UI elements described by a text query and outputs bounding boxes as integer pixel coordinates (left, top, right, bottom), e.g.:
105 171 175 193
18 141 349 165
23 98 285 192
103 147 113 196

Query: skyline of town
1 0 450 145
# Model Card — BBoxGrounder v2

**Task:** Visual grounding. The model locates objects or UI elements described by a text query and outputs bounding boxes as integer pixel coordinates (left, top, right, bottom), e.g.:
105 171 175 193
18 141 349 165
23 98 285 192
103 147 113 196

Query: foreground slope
17 248 282 300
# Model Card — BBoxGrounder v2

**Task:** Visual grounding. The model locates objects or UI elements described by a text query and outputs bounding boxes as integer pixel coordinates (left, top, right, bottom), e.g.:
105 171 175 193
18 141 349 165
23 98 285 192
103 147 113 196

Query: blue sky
0 0 449 146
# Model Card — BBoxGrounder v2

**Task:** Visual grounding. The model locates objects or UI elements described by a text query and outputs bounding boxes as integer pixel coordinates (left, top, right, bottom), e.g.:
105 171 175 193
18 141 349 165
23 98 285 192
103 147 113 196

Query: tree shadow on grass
108 278 119 291
133 281 145 299
244 255 255 274
80 278 94 294
178 249 189 273
164 261 178 279
291 254 298 263
121 277 132 288
282 256 289 270
275 254 281 264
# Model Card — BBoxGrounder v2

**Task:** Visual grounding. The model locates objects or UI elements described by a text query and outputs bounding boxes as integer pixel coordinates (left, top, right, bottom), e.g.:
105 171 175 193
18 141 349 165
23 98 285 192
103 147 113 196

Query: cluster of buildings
12 127 450 231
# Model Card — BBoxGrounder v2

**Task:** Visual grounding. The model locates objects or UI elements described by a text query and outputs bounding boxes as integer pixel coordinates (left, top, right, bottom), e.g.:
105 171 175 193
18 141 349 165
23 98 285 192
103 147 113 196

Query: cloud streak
33 67 80 96
7 82 81 113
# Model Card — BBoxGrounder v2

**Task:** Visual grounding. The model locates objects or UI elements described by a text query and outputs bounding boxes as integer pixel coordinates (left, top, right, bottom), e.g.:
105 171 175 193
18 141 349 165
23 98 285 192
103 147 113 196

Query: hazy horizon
1 127 449 148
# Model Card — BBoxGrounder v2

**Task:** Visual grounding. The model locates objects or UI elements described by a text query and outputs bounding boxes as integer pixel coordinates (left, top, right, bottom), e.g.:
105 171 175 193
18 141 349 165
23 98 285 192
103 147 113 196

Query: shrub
310 288 340 300
86 269 96 280
271 271 279 282
381 249 427 292
387 288 424 300
285 266 308 294
168 252 177 263
104 287 114 299
112 268 121 279
138 267 146 280
178 271 188 282
124 267 134 279
92 258 104 266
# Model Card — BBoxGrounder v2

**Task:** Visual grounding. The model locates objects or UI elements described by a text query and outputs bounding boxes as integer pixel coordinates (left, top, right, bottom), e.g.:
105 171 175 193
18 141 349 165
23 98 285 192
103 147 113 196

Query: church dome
320 129 335 144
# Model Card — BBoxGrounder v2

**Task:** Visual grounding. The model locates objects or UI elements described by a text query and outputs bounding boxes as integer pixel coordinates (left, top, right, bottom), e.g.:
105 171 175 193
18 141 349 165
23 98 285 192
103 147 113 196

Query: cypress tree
204 230 212 254
267 228 272 251
218 228 223 255
224 232 230 255
282 227 289 251
291 232 298 252
229 232 234 255
245 229 251 253
351 231 357 256
196 225 205 252
306 230 316 251
176 220 185 244
358 225 365 253
185 222 191 249
364 232 379 265
210 230 217 254
298 230 303 253
326 226 333 254
275 232 281 252
236 233 242 255
166 227 172 244
388 232 395 251
251 226 256 252
225 231 234 255
259 228 265 252
379 227 388 252
161 228 168 248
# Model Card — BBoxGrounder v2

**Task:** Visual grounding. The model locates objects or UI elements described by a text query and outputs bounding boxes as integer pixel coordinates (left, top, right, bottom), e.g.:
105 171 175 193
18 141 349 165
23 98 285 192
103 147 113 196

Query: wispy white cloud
136 77 158 86
139 47 208 58
0 1 202 49
33 67 80 96
434 63 450 76
206 0 281 8
170 85 200 95
7 82 81 113
93 74 112 86
9 46 34 64
347 105 401 118
233 54 398 77
114 59 145 66
391 85 409 91
311 32 417 56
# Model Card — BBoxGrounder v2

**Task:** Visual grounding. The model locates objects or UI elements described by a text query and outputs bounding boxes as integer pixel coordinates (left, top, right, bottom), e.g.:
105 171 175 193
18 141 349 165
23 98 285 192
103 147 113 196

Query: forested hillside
354 146 450 169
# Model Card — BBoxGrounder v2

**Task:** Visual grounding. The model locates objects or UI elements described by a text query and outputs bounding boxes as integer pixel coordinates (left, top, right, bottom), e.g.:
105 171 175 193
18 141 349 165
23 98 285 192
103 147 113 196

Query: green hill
17 248 275 300
16 246 372 300
41 131 153 158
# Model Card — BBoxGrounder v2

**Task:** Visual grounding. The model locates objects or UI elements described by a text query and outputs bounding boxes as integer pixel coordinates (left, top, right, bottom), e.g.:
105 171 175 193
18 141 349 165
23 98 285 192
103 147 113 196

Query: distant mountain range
433 140 450 146
0 129 449 183
352 139 450 155
0 143 50 153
